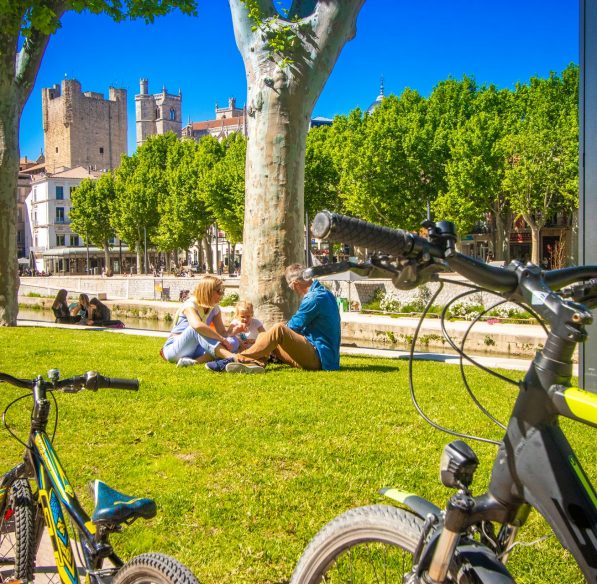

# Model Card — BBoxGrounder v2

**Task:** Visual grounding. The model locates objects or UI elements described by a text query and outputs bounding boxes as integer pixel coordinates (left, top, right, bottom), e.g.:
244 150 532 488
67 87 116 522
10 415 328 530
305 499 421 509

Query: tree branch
15 1 66 112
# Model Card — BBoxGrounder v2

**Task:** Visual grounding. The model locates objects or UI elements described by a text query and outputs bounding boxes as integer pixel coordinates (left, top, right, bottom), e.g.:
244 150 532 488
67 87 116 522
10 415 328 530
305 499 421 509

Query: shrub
220 292 240 307
379 292 401 312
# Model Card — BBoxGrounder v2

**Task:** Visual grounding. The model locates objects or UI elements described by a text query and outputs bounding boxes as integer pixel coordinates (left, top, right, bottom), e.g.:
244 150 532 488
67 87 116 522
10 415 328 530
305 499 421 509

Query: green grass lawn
0 327 594 583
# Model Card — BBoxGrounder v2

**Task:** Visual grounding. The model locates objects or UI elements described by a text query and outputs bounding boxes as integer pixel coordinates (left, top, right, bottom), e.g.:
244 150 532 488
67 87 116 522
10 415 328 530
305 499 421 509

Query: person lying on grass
160 276 245 367
205 264 341 374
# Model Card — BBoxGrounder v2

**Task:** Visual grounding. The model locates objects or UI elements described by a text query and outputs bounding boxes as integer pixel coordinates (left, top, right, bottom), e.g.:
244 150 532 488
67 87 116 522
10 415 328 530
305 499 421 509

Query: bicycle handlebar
312 211 597 296
312 211 518 293
0 371 139 392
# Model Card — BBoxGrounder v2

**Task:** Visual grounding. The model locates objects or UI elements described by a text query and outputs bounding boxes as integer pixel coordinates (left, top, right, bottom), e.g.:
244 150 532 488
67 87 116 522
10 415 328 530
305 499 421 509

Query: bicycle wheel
112 552 200 584
290 504 426 584
0 479 36 583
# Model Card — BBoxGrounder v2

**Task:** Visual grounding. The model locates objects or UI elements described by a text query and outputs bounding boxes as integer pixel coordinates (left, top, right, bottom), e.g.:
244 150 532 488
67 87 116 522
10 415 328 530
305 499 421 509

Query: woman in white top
161 276 241 367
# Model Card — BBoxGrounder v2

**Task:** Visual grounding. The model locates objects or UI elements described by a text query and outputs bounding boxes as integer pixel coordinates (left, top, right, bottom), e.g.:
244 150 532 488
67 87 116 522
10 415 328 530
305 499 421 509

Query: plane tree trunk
229 0 364 324
0 7 57 325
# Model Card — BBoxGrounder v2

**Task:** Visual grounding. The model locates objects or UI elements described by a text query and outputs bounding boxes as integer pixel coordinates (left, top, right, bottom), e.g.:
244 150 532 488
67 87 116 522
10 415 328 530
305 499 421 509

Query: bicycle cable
440 289 520 387
3 393 33 449
408 281 503 446
455 297 550 431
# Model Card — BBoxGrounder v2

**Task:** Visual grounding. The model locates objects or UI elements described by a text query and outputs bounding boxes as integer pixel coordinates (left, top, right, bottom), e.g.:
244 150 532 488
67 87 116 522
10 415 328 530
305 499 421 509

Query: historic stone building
181 97 248 141
135 79 182 146
42 79 127 173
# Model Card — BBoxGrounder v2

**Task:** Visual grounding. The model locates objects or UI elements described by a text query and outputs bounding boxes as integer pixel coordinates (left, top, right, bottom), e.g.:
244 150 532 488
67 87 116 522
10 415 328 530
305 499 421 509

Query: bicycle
0 369 200 584
291 211 597 583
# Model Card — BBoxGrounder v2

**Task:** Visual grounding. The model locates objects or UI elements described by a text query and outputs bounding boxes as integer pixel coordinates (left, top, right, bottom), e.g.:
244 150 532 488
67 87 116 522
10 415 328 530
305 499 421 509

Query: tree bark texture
0 6 57 325
0 84 20 325
229 0 364 324
493 210 512 262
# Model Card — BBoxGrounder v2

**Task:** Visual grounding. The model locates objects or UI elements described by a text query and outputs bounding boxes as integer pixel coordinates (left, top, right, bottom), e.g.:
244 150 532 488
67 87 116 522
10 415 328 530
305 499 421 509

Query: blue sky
19 0 579 160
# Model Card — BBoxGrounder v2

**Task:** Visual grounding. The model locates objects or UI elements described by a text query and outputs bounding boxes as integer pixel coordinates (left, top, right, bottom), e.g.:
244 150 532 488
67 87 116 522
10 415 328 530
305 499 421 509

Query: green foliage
202 134 246 244
219 292 240 307
155 136 220 252
304 126 342 216
112 133 179 254
240 0 306 68
0 328 591 583
70 173 115 248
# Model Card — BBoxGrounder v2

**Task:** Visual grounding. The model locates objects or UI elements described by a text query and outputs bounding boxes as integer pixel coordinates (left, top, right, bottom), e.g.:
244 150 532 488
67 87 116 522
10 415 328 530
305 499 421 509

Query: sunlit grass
0 327 593 583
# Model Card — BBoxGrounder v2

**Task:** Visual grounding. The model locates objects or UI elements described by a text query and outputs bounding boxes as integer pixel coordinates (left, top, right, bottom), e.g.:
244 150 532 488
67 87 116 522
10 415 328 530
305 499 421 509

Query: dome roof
367 77 385 114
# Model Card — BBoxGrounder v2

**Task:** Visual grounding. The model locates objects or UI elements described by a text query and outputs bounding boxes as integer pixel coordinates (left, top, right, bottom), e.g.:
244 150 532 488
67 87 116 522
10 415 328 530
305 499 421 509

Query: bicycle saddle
91 480 156 524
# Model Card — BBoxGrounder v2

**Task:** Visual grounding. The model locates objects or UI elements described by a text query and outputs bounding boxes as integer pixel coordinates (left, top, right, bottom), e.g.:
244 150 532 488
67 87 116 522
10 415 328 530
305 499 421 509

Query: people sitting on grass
52 289 81 324
205 263 341 374
69 293 90 324
228 300 266 349
160 276 243 367
86 298 125 328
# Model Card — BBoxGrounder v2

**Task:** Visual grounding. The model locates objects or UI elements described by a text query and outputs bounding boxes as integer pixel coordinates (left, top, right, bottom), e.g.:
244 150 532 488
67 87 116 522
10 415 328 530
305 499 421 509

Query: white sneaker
177 357 196 367
225 362 265 374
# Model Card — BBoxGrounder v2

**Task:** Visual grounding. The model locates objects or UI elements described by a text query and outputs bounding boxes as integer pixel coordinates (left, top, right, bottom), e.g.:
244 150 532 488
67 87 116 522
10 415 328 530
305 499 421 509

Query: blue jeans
162 327 239 363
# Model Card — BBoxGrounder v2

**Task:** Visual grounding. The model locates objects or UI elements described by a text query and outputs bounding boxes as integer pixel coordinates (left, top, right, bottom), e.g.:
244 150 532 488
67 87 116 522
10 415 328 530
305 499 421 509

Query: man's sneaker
177 357 196 368
205 357 235 372
226 362 265 374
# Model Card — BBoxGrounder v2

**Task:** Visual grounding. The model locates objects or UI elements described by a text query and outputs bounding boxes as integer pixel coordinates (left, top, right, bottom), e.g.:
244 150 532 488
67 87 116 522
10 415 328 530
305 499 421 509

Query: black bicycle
0 369 200 584
291 211 597 583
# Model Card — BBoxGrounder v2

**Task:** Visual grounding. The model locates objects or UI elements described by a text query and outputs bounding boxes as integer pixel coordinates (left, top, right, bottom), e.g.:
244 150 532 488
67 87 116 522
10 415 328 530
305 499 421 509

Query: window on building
56 207 65 224
55 147 58 153
56 234 66 246
17 208 22 222
99 147 104 155
155 107 160 120
56 186 64 200
17 231 22 243
70 234 79 247
32 187 36 202
34 236 38 248
170 108 176 121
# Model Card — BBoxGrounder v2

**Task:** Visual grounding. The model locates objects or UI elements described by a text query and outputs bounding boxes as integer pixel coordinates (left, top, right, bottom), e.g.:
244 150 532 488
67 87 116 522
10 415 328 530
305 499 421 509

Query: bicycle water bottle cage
91 480 156 525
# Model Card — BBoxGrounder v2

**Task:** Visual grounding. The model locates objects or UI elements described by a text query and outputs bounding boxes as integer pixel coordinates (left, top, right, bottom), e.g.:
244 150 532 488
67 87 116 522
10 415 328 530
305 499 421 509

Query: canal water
18 308 172 332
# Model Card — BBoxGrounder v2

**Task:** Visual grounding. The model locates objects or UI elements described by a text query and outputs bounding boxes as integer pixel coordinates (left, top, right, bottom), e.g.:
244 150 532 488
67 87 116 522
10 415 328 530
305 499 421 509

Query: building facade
42 79 127 173
26 167 133 274
135 79 182 146
181 97 248 141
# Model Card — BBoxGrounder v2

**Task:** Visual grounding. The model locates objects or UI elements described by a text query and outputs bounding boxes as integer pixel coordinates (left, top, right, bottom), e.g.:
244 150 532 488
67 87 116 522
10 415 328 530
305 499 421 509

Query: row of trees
305 64 579 264
70 65 578 274
69 132 246 273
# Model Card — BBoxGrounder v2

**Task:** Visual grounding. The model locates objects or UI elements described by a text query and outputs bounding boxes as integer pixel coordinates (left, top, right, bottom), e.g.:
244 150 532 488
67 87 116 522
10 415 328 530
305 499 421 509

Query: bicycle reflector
440 440 479 490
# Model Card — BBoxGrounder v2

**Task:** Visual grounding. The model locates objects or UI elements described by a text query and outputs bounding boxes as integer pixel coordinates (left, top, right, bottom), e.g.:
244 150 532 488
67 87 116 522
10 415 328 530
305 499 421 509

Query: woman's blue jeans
162 327 239 362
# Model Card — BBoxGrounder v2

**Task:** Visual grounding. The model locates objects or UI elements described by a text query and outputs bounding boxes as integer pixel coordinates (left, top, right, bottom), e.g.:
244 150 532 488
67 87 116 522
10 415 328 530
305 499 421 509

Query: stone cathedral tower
42 79 127 173
135 79 182 147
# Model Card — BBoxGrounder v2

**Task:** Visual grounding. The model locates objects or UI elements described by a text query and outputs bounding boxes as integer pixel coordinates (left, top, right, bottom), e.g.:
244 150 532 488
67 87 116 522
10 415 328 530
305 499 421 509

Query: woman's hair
53 289 68 308
234 300 254 318
79 293 89 305
89 298 104 308
192 275 223 308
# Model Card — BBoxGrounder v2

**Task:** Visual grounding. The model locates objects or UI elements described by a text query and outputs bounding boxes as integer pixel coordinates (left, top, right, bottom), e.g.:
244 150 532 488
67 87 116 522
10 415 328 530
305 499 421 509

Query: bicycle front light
440 440 479 490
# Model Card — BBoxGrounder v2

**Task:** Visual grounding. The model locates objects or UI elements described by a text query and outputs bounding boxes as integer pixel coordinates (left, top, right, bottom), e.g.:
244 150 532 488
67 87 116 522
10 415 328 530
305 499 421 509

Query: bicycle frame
27 429 124 583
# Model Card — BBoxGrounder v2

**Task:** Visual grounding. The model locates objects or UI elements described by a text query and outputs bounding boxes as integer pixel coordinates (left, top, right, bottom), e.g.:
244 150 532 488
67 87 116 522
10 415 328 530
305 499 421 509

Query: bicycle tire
0 479 36 583
290 504 426 584
112 552 200 584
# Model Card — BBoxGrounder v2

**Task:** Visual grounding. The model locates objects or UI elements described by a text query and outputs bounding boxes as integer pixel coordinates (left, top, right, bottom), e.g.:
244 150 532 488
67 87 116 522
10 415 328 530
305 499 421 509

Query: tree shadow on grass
339 363 400 373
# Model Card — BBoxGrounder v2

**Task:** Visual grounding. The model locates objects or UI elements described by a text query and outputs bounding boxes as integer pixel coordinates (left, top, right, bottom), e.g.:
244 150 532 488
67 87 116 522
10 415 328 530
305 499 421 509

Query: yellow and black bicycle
0 369 200 584
291 211 597 584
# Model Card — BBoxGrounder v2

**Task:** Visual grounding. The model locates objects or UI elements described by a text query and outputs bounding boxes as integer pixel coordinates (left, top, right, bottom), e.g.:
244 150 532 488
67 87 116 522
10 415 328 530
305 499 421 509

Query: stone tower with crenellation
135 79 182 147
42 79 127 173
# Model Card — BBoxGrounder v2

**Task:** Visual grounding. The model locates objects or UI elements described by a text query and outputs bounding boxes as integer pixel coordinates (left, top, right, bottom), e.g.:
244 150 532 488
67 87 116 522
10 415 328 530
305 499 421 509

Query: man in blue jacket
206 264 341 374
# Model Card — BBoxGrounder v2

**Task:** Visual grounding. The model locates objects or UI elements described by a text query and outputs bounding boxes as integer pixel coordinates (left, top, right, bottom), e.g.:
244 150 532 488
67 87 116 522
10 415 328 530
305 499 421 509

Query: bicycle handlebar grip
84 372 139 391
104 377 140 391
312 211 413 258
